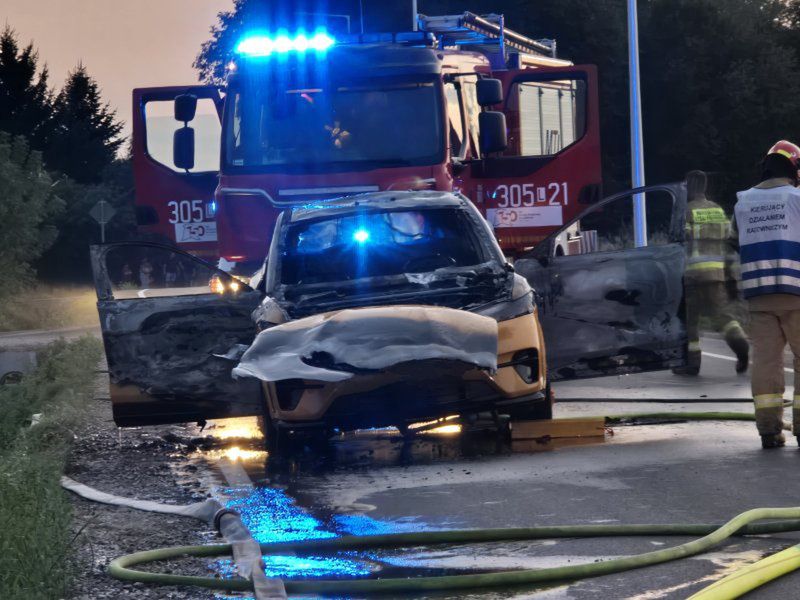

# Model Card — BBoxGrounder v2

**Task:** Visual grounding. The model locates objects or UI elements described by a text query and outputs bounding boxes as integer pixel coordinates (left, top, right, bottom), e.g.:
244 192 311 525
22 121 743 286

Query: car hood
232 305 498 383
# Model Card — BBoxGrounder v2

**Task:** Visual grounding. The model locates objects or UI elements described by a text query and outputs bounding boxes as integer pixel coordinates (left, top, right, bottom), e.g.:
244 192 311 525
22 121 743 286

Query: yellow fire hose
689 543 800 599
103 412 800 597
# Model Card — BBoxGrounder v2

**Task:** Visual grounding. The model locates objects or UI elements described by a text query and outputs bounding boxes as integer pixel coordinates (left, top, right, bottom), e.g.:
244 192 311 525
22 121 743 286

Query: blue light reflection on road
214 485 436 597
333 513 428 536
228 486 337 544
218 486 371 582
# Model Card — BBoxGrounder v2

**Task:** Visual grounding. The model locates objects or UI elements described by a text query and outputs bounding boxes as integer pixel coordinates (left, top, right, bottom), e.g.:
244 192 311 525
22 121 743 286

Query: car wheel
506 383 553 422
256 385 290 454
257 412 286 453
396 423 415 439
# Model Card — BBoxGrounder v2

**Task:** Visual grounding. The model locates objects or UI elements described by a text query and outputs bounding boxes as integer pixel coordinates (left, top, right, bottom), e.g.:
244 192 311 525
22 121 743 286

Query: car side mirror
479 111 507 155
174 94 197 122
173 127 195 171
476 78 503 106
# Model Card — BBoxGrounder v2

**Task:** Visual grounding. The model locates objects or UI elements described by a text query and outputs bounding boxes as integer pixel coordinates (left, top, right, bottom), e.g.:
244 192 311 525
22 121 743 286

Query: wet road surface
186 335 800 599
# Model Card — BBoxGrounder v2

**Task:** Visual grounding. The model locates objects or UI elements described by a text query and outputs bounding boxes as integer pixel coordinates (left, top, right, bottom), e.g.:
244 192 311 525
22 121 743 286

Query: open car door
514 183 688 380
91 242 263 426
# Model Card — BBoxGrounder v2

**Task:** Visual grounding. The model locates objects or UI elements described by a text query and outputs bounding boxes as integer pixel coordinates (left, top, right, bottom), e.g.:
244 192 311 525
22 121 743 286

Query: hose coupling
212 508 240 533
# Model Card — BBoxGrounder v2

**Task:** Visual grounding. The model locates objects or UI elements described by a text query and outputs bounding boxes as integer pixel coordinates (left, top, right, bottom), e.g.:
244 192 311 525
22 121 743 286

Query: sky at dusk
1 0 235 141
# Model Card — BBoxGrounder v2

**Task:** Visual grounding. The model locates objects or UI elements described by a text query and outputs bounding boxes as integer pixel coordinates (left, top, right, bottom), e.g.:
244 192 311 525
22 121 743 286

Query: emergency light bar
235 31 335 57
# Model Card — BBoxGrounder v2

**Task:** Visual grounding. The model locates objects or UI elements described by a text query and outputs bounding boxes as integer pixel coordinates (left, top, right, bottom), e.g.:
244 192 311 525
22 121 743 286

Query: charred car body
90 186 688 444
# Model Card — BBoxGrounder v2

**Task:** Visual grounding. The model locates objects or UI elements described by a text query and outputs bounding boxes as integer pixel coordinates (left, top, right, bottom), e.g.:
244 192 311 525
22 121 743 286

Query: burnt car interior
273 203 512 317
281 208 488 283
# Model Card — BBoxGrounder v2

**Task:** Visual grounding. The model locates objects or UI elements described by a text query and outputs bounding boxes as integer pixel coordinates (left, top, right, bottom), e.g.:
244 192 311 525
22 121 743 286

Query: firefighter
673 170 749 376
731 140 800 449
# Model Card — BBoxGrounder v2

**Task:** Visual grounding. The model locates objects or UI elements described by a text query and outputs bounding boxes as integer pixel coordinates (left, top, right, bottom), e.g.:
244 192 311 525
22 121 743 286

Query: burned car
90 186 688 445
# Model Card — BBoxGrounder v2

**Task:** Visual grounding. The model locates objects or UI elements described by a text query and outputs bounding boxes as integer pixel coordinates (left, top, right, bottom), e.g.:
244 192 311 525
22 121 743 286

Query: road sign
89 200 116 243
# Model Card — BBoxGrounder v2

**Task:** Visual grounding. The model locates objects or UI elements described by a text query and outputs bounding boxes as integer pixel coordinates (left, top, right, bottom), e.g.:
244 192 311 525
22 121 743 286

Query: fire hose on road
106 507 800 597
69 412 800 598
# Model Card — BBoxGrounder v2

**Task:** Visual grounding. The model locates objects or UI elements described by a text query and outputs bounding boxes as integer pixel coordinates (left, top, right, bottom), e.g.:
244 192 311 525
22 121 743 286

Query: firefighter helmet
767 140 800 168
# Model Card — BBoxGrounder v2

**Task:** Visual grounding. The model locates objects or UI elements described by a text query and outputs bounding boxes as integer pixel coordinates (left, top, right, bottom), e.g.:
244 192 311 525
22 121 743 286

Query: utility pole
628 0 647 247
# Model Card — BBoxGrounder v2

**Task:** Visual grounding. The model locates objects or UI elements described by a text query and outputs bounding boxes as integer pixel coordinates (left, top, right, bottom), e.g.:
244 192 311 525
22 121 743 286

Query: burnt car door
514 183 687 380
90 242 263 426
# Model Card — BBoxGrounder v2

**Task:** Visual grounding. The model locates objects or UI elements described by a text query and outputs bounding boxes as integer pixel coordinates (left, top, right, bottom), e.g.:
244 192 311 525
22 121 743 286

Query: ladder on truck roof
419 12 557 60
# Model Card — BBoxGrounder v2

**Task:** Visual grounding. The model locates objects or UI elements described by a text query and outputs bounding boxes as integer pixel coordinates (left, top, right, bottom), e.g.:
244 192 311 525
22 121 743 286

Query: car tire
396 423 415 439
256 386 290 454
506 383 553 422
257 412 286 453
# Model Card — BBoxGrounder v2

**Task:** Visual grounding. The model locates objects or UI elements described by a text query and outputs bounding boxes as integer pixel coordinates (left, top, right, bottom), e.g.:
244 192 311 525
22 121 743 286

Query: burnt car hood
232 305 498 383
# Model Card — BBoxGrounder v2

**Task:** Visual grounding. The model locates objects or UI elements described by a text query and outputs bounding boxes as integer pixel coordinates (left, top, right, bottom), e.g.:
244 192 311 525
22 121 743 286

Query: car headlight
209 274 247 295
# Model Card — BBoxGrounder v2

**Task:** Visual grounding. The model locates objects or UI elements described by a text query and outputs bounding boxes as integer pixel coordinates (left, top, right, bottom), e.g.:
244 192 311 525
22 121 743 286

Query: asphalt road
199 336 800 599
7 323 800 598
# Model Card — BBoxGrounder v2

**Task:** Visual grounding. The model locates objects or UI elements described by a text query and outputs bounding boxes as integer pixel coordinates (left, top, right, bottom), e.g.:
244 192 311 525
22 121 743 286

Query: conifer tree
0 27 53 149
45 65 123 184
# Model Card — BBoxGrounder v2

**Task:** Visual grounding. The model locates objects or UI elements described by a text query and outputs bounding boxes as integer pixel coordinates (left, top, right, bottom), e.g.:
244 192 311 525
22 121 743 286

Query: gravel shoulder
66 368 218 600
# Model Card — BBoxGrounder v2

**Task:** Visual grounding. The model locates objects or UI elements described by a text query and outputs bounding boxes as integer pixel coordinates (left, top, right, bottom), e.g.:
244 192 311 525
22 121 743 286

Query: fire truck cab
131 12 601 267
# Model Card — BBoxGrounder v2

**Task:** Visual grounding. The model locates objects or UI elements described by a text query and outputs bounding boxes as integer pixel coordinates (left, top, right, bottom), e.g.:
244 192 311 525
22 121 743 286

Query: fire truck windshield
223 79 444 171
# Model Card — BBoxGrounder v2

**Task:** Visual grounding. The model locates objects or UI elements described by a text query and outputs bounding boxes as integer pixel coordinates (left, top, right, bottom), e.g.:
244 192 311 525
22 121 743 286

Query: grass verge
0 286 99 332
0 336 103 599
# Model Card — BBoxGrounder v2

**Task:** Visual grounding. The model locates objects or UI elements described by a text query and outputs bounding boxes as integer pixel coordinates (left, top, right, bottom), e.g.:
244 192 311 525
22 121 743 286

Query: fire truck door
467 66 602 251
132 86 222 259
514 183 688 380
90 242 262 427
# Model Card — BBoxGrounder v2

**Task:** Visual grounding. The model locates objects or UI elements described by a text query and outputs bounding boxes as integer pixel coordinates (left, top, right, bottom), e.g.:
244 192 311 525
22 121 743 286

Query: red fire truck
131 12 601 268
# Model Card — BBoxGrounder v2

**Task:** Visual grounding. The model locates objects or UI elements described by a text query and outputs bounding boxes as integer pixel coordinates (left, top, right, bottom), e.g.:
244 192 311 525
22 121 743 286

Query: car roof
287 191 469 223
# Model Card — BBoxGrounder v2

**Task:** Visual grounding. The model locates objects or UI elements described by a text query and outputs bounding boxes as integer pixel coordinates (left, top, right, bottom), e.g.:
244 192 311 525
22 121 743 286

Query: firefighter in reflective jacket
731 140 800 449
673 170 749 376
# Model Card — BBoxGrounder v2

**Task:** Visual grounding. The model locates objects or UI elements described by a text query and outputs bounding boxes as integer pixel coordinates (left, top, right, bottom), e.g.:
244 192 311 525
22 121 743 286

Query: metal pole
101 222 106 244
627 0 647 247
412 0 418 31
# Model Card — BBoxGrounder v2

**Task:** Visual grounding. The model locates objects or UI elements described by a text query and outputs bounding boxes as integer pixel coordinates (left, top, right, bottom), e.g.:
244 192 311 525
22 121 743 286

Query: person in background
139 257 154 288
120 263 133 285
164 254 180 286
731 140 800 449
673 170 749 376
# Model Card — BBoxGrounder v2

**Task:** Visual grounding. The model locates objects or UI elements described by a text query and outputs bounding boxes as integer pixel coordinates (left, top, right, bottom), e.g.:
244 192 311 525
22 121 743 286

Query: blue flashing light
353 229 370 244
310 31 335 50
293 33 309 52
235 30 335 57
274 34 292 53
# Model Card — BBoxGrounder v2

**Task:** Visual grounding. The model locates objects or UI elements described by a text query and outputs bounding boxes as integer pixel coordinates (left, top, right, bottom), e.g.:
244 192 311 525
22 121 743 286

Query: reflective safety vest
735 185 800 299
685 197 729 285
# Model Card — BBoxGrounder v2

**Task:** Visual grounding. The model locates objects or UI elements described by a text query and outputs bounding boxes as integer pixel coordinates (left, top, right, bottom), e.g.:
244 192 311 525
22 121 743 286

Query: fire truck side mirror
173 127 195 171
174 94 197 123
479 111 507 155
476 79 503 107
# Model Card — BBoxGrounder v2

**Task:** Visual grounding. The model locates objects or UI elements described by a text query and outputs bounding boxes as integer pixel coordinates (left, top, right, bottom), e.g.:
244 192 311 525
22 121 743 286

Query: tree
34 159 136 283
0 132 63 296
44 66 123 184
0 27 53 150
639 0 800 206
